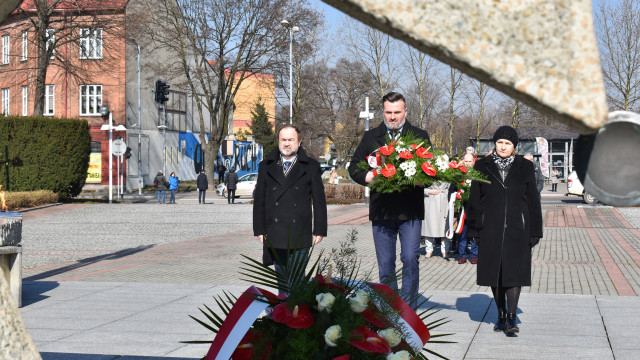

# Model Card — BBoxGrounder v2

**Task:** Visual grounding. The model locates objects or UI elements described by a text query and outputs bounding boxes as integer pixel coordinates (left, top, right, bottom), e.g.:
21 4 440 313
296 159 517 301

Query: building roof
16 0 127 13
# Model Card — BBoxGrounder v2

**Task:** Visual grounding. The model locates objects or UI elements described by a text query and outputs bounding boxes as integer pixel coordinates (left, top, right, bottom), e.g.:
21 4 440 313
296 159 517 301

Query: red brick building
0 0 128 190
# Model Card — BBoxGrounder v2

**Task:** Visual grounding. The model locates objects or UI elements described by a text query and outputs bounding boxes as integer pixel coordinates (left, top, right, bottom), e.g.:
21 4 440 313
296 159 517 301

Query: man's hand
257 235 264 243
428 189 441 195
313 235 323 245
365 171 375 184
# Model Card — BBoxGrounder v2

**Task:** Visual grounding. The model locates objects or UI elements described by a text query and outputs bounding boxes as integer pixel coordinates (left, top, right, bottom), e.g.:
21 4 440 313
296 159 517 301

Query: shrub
0 116 91 199
3 190 58 210
337 184 364 199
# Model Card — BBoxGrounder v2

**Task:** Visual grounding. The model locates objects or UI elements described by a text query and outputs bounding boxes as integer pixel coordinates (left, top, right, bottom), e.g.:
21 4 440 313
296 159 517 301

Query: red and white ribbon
205 286 276 360
365 283 431 353
445 193 464 239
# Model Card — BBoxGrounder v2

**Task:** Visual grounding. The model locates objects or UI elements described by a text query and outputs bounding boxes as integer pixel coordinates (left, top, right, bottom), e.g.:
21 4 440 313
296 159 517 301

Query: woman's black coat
253 148 327 253
467 155 543 287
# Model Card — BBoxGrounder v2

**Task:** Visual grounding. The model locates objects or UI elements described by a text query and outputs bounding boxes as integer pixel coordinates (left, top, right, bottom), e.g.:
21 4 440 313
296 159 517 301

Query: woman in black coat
467 126 543 335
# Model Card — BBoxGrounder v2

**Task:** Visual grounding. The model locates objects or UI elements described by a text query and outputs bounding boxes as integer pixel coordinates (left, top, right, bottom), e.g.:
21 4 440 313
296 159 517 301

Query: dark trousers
272 248 309 294
227 189 236 203
371 219 422 303
198 190 206 204
551 183 558 191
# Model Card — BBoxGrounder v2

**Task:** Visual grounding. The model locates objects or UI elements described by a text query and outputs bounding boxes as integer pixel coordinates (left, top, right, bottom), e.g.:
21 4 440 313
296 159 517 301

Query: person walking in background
467 126 543 335
153 170 170 204
348 91 431 303
225 167 239 204
253 125 327 293
168 172 179 204
217 161 226 185
197 170 208 204
457 153 478 264
550 167 560 192
524 153 544 194
328 168 338 185
422 181 451 259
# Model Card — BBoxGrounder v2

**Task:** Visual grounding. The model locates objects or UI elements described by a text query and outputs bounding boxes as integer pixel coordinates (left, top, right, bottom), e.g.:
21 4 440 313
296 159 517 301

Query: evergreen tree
250 101 277 155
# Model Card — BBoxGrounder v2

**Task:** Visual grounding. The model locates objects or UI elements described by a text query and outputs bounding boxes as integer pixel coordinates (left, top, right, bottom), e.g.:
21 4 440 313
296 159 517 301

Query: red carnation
231 330 270 360
421 163 436 176
380 163 396 178
349 324 391 354
272 303 314 329
398 150 413 159
416 147 433 158
379 145 395 156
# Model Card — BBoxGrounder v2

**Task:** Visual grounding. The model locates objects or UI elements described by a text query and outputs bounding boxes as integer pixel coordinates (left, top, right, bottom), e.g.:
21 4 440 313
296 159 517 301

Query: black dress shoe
506 313 519 333
494 310 506 331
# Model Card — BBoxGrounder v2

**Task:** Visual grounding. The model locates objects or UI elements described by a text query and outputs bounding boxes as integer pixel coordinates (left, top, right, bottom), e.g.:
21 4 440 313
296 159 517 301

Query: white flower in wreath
316 292 336 312
387 350 412 360
435 154 449 172
399 160 417 177
350 289 370 313
324 325 342 347
465 179 472 185
378 328 402 347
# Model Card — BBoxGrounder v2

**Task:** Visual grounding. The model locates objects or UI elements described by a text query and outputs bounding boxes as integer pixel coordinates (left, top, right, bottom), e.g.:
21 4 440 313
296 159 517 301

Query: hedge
0 116 91 199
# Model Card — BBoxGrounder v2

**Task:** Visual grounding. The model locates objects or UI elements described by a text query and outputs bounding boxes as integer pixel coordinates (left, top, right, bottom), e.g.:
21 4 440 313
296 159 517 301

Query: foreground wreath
186 231 453 359
357 133 489 212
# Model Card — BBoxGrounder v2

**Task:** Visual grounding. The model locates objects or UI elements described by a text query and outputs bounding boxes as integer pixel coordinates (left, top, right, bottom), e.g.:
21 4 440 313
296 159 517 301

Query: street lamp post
100 105 127 204
281 19 299 125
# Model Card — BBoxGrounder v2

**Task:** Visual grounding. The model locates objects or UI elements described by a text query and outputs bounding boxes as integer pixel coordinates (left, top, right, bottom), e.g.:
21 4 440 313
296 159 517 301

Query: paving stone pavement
14 190 640 359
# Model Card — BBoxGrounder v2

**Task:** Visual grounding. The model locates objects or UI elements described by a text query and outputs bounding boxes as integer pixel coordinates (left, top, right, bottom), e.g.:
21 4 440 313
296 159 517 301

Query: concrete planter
0 212 22 246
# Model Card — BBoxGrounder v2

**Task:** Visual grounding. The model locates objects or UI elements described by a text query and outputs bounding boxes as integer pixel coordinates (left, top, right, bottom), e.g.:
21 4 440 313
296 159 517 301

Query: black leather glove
529 237 540 248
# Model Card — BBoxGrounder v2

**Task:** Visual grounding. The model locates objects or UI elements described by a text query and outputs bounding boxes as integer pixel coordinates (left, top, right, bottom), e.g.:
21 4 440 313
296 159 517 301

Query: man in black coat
225 167 239 204
348 92 431 302
196 171 208 204
253 125 327 292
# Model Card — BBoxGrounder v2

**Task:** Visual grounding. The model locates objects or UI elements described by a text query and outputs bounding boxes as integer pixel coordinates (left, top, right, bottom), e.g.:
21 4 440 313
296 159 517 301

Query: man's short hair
277 124 302 139
382 92 406 106
465 146 475 153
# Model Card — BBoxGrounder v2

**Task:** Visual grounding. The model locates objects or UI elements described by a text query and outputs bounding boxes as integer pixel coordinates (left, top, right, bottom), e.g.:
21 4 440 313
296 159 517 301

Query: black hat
493 126 519 147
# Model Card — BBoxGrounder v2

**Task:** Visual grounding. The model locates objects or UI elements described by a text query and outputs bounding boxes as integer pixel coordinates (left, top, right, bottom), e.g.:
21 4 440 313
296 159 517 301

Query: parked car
216 173 258 198
566 170 598 205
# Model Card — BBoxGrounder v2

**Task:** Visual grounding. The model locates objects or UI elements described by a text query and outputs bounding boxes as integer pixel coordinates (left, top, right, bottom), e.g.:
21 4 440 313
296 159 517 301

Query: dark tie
284 161 292 171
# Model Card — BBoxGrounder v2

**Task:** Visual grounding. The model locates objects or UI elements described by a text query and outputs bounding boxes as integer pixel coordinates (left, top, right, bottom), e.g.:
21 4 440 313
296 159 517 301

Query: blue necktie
284 161 292 172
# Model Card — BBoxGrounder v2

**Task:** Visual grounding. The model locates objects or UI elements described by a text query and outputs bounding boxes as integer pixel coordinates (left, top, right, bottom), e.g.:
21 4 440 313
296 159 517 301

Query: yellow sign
86 153 102 183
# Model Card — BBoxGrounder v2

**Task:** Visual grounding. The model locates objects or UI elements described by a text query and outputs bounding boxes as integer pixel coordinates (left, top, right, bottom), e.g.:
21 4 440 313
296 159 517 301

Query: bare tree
341 18 399 97
133 0 305 176
465 80 495 152
13 0 125 115
595 0 640 111
402 45 442 130
511 100 520 129
445 66 464 154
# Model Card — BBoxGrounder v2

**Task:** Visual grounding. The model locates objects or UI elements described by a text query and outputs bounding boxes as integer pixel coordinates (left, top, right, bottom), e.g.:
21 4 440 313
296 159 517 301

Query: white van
566 171 598 205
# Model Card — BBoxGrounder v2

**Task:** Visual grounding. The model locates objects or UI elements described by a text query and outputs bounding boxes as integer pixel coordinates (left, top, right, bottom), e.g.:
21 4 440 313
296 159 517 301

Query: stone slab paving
14 195 640 359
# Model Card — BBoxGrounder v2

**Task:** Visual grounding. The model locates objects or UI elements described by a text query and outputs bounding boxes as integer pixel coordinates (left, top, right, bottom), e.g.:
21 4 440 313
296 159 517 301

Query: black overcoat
348 121 431 221
253 148 328 253
467 155 543 287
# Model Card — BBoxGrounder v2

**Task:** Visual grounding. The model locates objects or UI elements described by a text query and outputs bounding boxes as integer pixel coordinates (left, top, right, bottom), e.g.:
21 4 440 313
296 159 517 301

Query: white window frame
22 86 28 116
79 28 102 59
2 35 9 65
1 88 9 116
44 85 54 116
79 84 102 116
21 31 28 61
46 29 55 59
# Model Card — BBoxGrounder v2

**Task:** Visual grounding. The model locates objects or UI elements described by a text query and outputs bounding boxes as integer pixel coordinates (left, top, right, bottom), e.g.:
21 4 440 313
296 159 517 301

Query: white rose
324 325 342 347
387 350 412 360
316 293 336 312
378 328 402 347
349 289 370 313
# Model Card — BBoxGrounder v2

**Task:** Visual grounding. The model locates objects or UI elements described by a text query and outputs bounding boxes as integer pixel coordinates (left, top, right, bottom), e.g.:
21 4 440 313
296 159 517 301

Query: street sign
112 139 127 156
324 153 331 161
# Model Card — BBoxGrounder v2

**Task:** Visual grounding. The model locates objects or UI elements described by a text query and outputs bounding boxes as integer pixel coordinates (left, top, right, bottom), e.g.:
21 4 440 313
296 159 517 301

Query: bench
0 245 22 307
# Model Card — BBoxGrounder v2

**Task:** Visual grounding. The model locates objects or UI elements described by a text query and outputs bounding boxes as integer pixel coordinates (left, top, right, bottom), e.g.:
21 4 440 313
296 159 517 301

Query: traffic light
154 80 170 104
124 147 132 159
